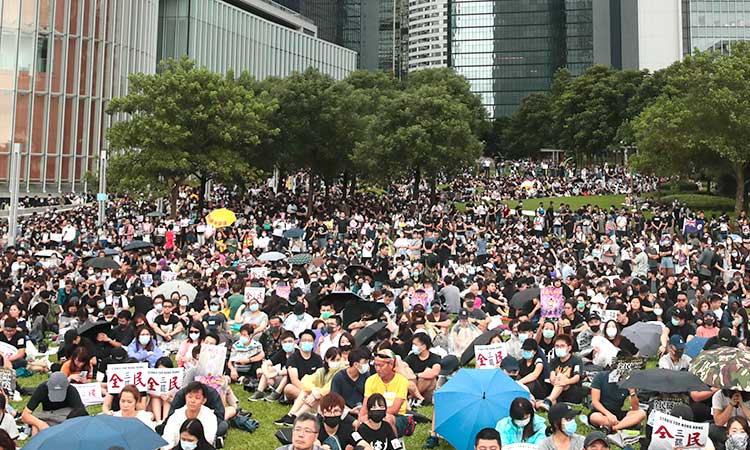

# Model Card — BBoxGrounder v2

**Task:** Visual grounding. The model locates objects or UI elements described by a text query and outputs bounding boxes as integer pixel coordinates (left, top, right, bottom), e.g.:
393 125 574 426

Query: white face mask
514 417 531 428
180 440 198 450
358 362 370 375
606 328 618 338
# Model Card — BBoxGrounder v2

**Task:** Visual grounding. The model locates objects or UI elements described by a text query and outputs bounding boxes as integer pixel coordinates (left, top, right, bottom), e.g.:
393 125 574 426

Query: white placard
145 367 184 395
504 444 539 450
474 343 506 369
0 343 17 359
599 309 619 322
106 364 183 394
249 267 268 280
196 344 227 377
73 382 103 406
244 287 266 304
160 271 177 283
648 411 708 450
105 362 148 394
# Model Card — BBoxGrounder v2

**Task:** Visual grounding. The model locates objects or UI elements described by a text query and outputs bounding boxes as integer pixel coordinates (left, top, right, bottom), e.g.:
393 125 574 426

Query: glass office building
682 0 750 56
450 0 566 118
0 0 158 193
565 0 593 75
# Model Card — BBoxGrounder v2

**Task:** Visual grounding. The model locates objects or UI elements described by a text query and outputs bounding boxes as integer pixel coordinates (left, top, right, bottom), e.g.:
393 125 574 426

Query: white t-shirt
0 411 18 439
161 405 217 449
712 391 750 420
658 353 692 371
113 410 156 430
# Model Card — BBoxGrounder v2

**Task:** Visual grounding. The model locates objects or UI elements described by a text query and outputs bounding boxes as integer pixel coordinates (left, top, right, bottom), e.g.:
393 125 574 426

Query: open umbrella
318 291 366 312
205 208 237 228
342 300 387 328
685 336 709 359
22 414 167 450
122 240 154 252
283 227 304 239
460 329 503 366
355 322 387 347
146 211 164 217
258 251 286 262
346 264 374 279
621 322 664 358
509 287 540 310
34 250 62 258
690 347 750 391
288 253 313 266
618 368 710 393
435 369 530 450
83 257 120 270
77 320 113 342
103 248 119 256
153 280 198 302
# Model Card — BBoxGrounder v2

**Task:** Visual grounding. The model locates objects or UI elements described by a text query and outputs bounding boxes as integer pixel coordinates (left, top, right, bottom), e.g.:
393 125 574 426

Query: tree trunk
308 170 315 214
412 167 421 201
430 179 437 205
350 175 357 195
342 171 349 201
324 179 330 203
198 175 207 215
735 164 746 214
170 184 179 220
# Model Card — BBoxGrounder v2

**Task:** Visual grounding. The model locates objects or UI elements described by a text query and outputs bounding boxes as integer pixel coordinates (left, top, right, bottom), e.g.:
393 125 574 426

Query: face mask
300 342 314 353
671 318 681 327
321 311 333 319
296 314 304 320
86 307 94 314
179 299 188 307
589 325 600 333
339 344 352 352
323 415 341 428
154 304 163 312
654 308 664 316
542 330 555 340
189 332 200 341
704 318 715 326
518 333 528 343
139 335 151 346
522 350 534 360
239 336 250 345
270 326 281 334
97 302 105 309
328 361 341 370
577 301 585 309
326 325 336 334
514 417 531 428
728 432 749 450
282 342 295 353
358 362 370 375
411 345 421 355
563 419 578 436
555 347 569 358
249 304 259 312
210 305 220 312
606 328 618 338
180 440 198 450
369 409 386 423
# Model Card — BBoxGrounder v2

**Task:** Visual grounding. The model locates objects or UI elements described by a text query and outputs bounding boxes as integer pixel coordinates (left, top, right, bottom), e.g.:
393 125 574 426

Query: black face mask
339 345 352 352
704 319 715 327
673 350 685 358
326 325 336 335
590 325 600 333
270 326 280 334
368 409 386 423
323 415 341 428
563 326 572 334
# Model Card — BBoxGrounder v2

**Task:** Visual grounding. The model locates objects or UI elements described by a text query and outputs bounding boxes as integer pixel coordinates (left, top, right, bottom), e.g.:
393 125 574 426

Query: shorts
588 408 627 422
558 384 585 404
660 257 674 269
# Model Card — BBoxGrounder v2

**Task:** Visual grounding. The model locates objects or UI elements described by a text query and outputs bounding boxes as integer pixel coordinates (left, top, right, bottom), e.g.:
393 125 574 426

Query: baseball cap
47 371 69 402
500 356 519 372
719 327 733 344
549 403 579 424
439 355 459 376
458 309 469 320
672 307 687 320
209 298 221 306
587 312 601 322
584 431 610 448
669 334 686 350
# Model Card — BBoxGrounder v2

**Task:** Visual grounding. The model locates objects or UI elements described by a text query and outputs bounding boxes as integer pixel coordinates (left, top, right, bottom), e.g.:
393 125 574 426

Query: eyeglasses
292 427 317 435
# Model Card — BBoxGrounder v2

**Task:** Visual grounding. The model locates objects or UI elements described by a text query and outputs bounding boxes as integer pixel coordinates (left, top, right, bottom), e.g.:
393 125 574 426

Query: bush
657 180 699 192
660 194 734 212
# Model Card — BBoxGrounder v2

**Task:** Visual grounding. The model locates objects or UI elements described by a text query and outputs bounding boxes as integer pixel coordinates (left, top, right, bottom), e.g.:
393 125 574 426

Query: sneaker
411 399 423 409
607 431 630 448
404 416 416 437
249 391 265 402
215 437 224 449
17 432 28 441
264 391 281 402
274 414 296 426
423 435 439 449
619 429 641 445
538 399 552 412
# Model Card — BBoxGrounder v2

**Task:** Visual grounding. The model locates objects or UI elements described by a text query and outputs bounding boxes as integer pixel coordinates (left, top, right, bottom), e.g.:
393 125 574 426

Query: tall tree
503 92 556 160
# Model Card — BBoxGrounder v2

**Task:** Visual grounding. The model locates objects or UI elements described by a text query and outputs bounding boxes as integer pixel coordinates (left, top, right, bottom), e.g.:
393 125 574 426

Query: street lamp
97 150 108 226
7 143 21 247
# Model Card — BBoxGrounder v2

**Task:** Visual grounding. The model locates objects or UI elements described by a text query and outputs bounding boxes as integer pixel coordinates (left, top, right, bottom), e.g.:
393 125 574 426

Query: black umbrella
83 257 120 270
318 291 366 312
342 300 387 328
77 320 113 342
460 329 502 366
122 240 154 252
346 265 374 279
29 298 50 317
355 322 388 347
509 288 540 310
618 368 710 393
283 228 304 239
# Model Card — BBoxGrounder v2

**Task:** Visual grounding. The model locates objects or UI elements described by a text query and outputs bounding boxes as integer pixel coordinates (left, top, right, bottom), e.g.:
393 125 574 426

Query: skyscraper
408 0 449 71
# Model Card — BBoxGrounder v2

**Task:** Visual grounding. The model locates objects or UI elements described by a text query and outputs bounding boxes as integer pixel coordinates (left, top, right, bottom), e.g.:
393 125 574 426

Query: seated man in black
163 380 228 439
21 371 87 436
540 334 584 410
0 318 27 369
317 392 369 449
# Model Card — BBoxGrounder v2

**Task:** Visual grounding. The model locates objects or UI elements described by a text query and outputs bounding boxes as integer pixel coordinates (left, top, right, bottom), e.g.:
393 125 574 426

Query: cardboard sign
0 368 16 394
0 343 17 359
195 374 225 395
411 290 429 309
73 382 104 406
600 309 619 322
145 368 184 395
106 362 149 394
249 267 268 280
540 286 564 318
244 287 266 304
609 357 647 383
160 271 177 283
474 343 506 369
275 285 290 300
196 344 227 377
648 411 708 450
140 274 153 287
647 395 689 427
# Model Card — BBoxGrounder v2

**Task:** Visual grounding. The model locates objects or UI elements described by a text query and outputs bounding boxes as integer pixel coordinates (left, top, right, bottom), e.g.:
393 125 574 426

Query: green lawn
455 194 628 213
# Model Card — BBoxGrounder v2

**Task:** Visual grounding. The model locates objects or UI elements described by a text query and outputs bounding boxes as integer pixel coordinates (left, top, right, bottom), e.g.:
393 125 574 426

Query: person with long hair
0 428 14 450
171 418 215 450
60 346 94 383
176 321 205 368
495 397 546 446
539 403 585 450
112 384 155 429
127 325 163 367
726 416 750 450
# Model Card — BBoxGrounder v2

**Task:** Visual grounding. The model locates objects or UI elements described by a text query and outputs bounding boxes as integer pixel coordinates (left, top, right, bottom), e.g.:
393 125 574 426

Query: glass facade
565 0 593 75
683 0 750 56
157 0 357 81
450 0 566 117
0 0 158 193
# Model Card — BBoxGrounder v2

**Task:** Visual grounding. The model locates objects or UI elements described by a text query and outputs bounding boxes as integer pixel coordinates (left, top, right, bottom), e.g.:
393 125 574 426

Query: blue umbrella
686 336 709 359
434 369 530 450
283 227 304 239
23 415 167 450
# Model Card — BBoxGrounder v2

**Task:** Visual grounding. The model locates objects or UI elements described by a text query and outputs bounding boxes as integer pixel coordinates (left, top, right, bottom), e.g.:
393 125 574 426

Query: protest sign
647 395 689 427
411 290 429 309
249 267 268 280
244 287 266 303
600 310 619 322
0 368 16 394
73 382 104 406
648 411 708 450
160 271 177 283
424 286 435 303
196 344 228 377
195 375 225 395
275 285 290 300
609 357 647 383
474 343 506 369
145 368 184 395
0 343 17 360
504 444 539 450
140 273 153 287
106 362 149 394
540 286 564 318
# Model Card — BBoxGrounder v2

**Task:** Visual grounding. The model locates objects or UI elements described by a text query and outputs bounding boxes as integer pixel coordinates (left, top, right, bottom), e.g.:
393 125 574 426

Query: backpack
231 415 260 433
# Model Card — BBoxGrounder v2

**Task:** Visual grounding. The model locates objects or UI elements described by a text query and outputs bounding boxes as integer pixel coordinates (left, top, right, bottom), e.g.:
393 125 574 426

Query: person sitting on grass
170 418 215 450
474 428 502 450
227 324 265 383
21 371 87 436
162 382 218 449
588 369 646 439
274 413 325 450
127 325 164 367
316 392 371 450
250 331 297 402
112 384 156 429
404 333 440 408
495 397 546 446
358 348 415 438
539 334 584 411
355 393 401 450
282 329 324 404
539 403 585 450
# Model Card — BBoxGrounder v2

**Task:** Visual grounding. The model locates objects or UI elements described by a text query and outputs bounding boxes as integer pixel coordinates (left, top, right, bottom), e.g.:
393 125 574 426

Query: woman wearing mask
535 320 557 357
726 417 750 450
603 321 639 357
176 321 205 367
233 297 268 335
517 339 547 400
171 418 215 450
274 348 343 425
538 403 585 450
357 393 399 450
127 325 164 367
495 397 546 446
697 312 720 338
651 301 668 323
732 307 750 345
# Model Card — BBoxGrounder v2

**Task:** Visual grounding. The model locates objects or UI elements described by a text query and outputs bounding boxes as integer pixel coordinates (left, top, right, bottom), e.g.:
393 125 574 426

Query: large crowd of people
0 160 746 450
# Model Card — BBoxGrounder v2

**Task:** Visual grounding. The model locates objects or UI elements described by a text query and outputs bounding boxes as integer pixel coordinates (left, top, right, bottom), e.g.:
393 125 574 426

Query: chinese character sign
0 368 16 394
249 267 268 280
474 343 506 369
73 382 104 406
160 271 177 282
146 368 184 395
649 411 708 450
540 287 563 319
106 363 149 394
244 287 266 304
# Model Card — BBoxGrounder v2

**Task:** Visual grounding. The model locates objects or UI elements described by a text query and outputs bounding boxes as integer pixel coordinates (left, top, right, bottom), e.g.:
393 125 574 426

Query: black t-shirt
153 314 181 333
355 423 401 450
0 331 25 350
131 295 152 318
269 350 290 367
26 382 85 412
592 370 628 413
330 369 367 408
666 321 696 340
550 355 583 387
405 352 441 375
286 350 323 378
318 418 358 449
111 324 134 346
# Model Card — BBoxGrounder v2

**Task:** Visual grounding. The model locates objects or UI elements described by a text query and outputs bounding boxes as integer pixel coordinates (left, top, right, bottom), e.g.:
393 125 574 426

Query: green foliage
502 92 556 159
656 180 699 192
659 194 735 212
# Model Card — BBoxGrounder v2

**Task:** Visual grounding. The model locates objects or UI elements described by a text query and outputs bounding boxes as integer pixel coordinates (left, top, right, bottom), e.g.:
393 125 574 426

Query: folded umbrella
685 336 708 359
153 280 198 302
690 346 750 391
77 320 113 342
435 369 530 450
283 227 304 239
621 322 663 358
342 300 387 328
258 251 286 262
460 329 503 366
355 322 387 347
22 415 167 450
122 240 154 252
83 257 120 270
618 368 710 393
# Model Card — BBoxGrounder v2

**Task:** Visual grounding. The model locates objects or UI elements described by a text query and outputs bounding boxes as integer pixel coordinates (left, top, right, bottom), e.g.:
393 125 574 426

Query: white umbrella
34 250 62 258
153 280 198 301
258 251 286 262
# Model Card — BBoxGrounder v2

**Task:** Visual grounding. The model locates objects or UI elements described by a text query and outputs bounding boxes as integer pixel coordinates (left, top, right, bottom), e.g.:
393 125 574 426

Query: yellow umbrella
205 208 236 228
